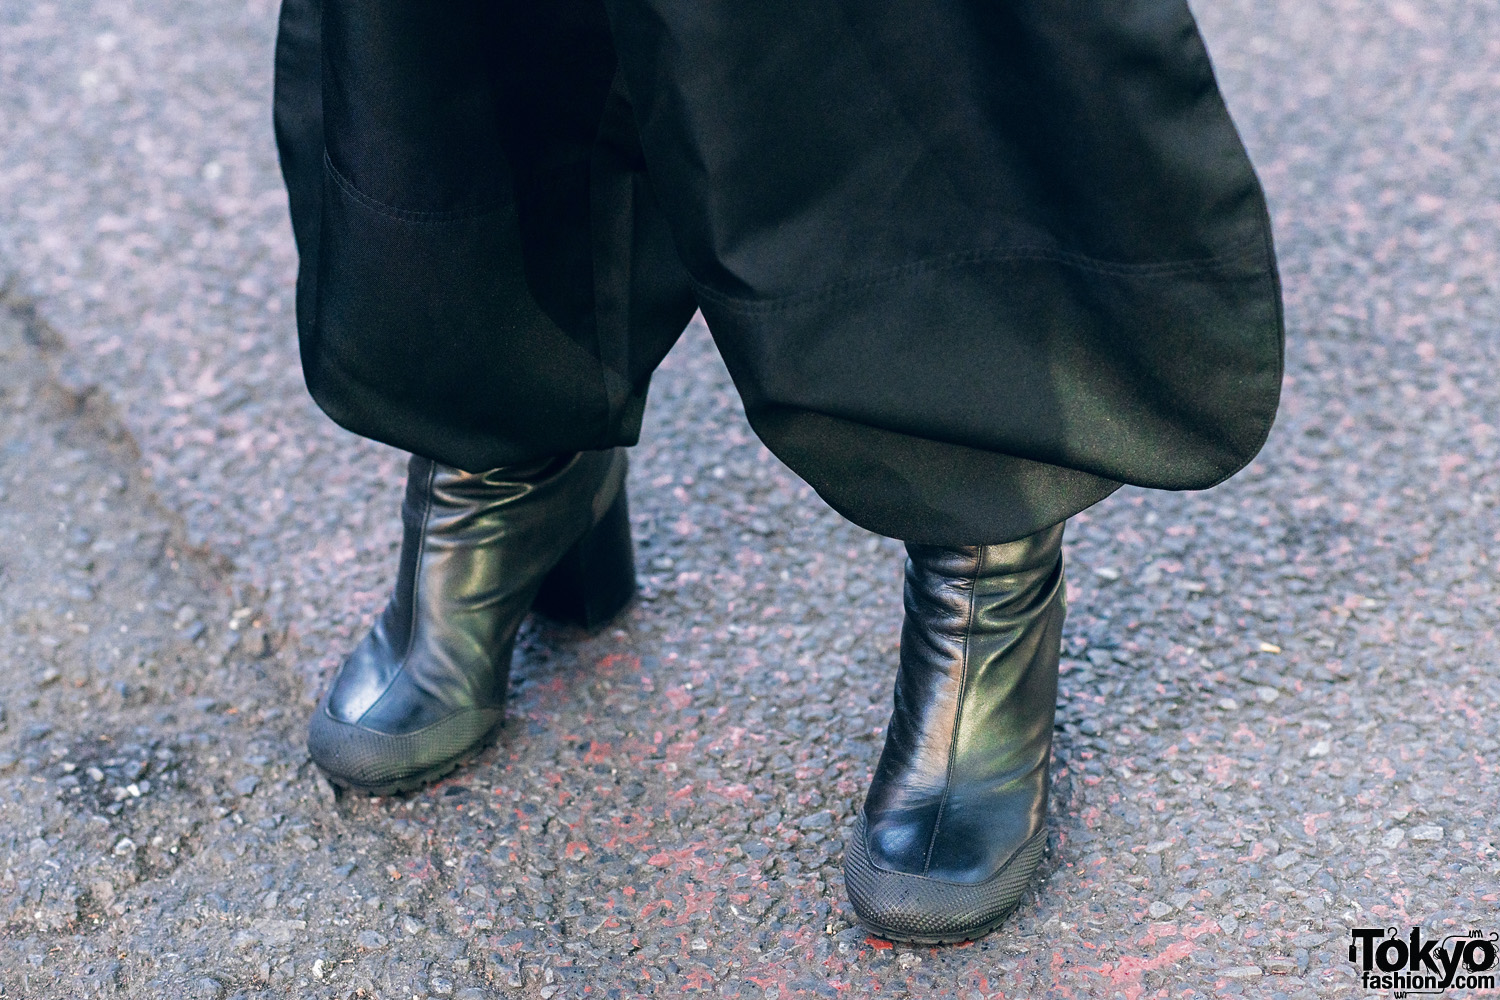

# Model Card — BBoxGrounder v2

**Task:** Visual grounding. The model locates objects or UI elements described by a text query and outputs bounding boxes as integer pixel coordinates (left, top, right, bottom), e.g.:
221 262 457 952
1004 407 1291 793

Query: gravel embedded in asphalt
1 0 1498 997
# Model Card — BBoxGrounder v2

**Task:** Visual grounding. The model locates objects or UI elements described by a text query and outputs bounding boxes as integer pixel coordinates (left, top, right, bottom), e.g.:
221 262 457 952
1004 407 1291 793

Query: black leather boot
844 523 1065 943
307 448 635 795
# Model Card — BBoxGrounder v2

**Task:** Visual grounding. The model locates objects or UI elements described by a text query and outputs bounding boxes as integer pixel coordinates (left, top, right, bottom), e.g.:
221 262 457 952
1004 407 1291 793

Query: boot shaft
866 523 1065 882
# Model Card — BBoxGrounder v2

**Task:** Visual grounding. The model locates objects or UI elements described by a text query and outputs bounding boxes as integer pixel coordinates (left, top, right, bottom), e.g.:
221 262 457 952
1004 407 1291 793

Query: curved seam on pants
688 235 1269 315
323 151 515 224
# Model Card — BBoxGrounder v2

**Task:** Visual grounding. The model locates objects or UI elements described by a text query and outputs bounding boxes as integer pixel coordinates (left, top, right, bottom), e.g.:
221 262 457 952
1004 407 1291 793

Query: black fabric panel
272 0 322 263
750 407 1121 545
272 0 323 347
276 0 695 471
605 0 1272 291
274 0 1283 542
606 0 1284 493
308 164 615 471
698 243 1281 493
588 74 702 437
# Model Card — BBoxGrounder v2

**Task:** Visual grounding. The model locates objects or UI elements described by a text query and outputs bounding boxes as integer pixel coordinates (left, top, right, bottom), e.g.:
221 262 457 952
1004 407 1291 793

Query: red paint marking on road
1068 920 1220 1000
401 858 437 882
1183 920 1220 940
709 781 753 802
639 898 674 920
1087 940 1196 1000
596 653 638 674
1204 754 1237 786
678 886 719 919
1138 922 1177 946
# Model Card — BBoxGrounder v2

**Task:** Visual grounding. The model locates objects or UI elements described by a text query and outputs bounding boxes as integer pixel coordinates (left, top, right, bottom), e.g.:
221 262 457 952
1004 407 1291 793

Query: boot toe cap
307 703 503 795
843 815 1047 943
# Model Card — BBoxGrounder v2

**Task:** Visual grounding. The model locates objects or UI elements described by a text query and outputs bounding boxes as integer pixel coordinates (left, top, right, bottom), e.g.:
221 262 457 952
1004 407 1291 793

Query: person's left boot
307 448 635 796
844 523 1065 943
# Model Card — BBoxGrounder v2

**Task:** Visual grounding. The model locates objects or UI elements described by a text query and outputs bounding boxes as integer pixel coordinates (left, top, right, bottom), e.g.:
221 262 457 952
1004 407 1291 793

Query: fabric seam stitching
324 152 515 223
688 235 1267 314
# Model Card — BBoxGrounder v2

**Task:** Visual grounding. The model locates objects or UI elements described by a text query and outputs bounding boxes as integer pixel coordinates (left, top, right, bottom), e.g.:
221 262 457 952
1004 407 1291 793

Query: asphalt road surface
1 1 1497 997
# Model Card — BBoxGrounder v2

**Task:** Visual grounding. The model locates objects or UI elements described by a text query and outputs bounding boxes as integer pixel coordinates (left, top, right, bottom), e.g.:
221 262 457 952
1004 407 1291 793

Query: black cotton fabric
272 0 1283 545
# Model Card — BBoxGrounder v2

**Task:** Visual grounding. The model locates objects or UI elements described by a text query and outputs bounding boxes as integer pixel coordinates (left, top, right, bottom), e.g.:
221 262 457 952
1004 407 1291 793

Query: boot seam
922 545 979 876
333 459 436 727
397 459 438 682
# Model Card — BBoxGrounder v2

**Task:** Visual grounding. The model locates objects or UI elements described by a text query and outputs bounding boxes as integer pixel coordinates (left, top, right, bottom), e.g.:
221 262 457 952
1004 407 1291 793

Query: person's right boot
845 523 1065 943
307 448 635 795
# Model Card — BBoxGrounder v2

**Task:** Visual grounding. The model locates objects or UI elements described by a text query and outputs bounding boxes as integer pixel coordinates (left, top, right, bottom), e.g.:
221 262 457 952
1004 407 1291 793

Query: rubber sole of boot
318 716 507 798
845 820 1048 945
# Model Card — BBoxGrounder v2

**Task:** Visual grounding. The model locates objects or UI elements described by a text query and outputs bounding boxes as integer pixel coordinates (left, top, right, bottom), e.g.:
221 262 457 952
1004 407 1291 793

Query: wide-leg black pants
273 0 1283 545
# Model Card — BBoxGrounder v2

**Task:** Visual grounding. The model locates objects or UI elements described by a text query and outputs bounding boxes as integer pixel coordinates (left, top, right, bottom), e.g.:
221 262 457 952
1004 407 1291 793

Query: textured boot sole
844 818 1048 945
318 721 502 797
309 706 506 797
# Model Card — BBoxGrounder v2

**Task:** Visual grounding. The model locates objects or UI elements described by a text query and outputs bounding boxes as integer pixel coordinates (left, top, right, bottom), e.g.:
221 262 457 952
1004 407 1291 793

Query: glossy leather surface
863 524 1064 884
323 448 626 736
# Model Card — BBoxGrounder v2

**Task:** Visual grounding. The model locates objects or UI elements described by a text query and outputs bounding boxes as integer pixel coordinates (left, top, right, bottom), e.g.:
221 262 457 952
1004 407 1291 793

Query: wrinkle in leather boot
308 448 635 795
845 523 1065 943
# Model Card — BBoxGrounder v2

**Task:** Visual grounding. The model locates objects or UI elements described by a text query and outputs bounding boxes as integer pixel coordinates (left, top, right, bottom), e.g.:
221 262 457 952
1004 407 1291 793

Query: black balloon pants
273 0 1282 544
